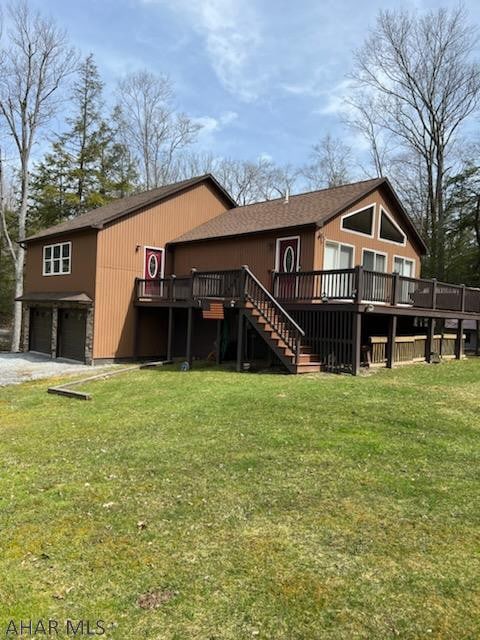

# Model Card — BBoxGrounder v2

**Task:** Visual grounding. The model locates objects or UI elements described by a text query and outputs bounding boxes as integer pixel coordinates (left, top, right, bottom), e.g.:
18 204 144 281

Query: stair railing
242 265 305 363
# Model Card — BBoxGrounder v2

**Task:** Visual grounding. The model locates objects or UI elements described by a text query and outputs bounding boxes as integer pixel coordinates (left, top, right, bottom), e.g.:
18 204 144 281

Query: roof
16 292 92 304
23 174 236 243
172 177 427 253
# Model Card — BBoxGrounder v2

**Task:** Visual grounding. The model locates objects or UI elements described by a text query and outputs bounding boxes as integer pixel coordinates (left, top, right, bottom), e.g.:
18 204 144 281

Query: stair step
297 353 320 364
293 363 322 374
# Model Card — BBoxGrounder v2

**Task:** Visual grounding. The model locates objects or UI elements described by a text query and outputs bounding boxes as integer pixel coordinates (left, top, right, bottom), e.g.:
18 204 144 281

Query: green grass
1 360 480 639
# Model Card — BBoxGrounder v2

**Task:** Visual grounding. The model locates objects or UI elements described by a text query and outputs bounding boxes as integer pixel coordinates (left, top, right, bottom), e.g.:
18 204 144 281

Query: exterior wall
314 186 422 276
93 182 230 359
24 230 98 299
171 226 316 289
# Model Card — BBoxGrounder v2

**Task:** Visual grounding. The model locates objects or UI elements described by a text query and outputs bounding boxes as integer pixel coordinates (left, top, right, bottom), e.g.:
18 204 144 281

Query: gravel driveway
0 352 94 387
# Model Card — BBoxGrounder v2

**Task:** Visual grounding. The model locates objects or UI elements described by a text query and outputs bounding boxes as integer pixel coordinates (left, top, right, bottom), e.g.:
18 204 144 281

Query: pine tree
31 55 137 230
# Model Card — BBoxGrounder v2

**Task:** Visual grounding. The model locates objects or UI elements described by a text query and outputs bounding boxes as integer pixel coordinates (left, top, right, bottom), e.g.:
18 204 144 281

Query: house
20 174 480 374
20 175 234 364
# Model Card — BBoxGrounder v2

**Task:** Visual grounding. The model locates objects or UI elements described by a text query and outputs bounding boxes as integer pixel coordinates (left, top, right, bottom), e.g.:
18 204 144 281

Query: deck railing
273 267 480 313
136 266 480 314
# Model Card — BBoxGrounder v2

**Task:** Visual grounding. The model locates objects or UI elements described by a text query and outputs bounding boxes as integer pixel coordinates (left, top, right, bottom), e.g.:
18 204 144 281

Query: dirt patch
137 588 178 610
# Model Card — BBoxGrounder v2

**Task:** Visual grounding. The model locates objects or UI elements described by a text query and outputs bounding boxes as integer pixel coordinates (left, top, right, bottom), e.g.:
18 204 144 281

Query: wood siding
315 186 421 275
171 226 316 289
93 182 230 359
24 230 98 299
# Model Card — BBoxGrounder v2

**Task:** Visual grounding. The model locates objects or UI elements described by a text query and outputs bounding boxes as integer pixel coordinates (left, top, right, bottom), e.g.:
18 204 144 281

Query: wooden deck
134 266 478 375
135 266 480 318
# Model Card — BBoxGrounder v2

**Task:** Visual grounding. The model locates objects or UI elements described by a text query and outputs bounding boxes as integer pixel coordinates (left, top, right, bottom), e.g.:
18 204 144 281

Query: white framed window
393 256 415 277
43 241 71 276
324 240 354 270
340 205 375 237
362 249 387 272
378 207 406 246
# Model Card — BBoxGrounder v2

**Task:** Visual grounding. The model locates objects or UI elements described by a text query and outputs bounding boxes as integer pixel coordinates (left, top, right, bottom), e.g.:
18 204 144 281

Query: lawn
1 360 479 639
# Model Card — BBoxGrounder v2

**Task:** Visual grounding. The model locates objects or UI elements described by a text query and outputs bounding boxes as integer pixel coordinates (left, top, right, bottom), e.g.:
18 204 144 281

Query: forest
1 2 480 350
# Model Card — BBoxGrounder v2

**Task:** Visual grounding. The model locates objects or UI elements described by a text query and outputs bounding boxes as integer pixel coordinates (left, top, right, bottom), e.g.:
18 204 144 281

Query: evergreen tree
31 54 136 230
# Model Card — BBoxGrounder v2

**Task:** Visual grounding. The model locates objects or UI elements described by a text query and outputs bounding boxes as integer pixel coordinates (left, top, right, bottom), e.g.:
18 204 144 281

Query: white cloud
193 110 239 143
142 0 265 101
312 80 356 116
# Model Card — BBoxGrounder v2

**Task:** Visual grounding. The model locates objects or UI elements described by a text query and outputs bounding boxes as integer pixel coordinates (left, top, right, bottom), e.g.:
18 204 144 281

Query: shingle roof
172 177 385 244
23 174 235 243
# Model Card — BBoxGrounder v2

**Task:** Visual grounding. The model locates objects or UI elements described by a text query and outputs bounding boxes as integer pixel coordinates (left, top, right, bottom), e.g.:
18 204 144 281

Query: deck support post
186 306 193 367
167 307 174 361
386 315 397 368
455 319 464 360
133 306 140 360
426 318 435 362
236 310 244 373
476 320 480 356
352 311 362 376
216 319 222 366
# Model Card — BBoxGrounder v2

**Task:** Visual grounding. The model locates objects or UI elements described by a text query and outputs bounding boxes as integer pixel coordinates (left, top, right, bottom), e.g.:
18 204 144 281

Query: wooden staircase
242 267 321 374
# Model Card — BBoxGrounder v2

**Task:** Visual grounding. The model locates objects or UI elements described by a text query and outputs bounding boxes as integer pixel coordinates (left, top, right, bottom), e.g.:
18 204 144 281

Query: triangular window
341 206 374 236
379 208 406 245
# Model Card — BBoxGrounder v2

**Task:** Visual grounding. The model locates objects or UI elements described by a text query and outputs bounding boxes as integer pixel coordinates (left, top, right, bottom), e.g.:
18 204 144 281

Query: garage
57 309 87 362
29 307 52 355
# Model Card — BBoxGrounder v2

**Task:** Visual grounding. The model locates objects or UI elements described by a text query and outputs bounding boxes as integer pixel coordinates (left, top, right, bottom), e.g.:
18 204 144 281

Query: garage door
58 309 87 362
29 307 52 355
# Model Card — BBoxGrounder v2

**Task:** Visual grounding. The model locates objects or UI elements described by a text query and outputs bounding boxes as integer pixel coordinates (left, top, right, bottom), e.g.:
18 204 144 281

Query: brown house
21 174 480 374
21 175 234 363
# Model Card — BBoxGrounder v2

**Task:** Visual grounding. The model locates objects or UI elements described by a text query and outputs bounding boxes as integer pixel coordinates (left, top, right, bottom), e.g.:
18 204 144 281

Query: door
276 237 300 299
29 307 52 355
363 250 387 301
58 309 87 362
394 257 415 303
323 241 354 298
144 247 164 296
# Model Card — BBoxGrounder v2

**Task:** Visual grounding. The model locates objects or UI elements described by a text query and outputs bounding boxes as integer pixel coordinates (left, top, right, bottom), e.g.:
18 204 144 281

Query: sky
27 0 480 171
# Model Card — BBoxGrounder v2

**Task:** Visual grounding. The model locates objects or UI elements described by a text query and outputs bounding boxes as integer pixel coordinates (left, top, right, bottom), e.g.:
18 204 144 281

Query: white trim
143 245 165 279
323 239 356 269
361 247 388 272
42 241 72 276
340 204 376 238
393 254 416 278
275 235 301 272
378 206 407 246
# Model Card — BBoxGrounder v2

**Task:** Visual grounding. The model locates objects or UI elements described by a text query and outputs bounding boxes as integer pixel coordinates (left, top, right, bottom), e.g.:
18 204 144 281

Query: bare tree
0 1 76 351
172 152 298 204
344 93 394 178
302 134 352 189
350 6 480 278
117 70 200 189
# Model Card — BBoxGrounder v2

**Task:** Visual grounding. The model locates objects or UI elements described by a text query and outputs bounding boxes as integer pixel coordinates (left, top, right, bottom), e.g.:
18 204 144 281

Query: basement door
144 246 164 296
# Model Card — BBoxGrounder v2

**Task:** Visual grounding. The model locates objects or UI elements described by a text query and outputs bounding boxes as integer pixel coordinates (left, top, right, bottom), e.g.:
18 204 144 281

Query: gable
317 185 422 276
322 183 424 256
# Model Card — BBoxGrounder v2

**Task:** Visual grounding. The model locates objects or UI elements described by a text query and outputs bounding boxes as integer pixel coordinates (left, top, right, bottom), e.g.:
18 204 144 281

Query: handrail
243 265 305 337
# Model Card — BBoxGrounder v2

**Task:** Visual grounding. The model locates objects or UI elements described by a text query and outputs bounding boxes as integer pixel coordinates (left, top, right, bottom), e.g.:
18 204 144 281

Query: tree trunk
11 247 24 351
11 162 29 352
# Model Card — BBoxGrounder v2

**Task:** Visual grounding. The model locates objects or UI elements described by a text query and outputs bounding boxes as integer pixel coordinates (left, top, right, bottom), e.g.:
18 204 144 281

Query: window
379 208 406 245
393 256 414 277
341 205 374 236
43 242 71 275
324 241 354 270
362 249 386 272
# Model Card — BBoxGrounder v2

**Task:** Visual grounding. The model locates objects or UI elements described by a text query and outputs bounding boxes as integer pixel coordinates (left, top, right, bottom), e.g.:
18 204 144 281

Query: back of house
21 174 479 373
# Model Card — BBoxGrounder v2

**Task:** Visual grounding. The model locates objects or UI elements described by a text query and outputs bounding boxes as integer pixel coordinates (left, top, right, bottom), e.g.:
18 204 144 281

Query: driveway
0 352 94 387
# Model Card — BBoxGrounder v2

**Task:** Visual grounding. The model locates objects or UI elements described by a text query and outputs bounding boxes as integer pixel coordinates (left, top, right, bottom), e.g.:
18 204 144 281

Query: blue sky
30 0 480 169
